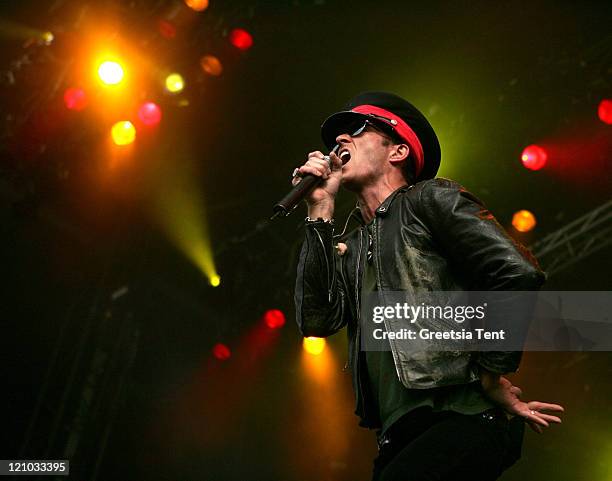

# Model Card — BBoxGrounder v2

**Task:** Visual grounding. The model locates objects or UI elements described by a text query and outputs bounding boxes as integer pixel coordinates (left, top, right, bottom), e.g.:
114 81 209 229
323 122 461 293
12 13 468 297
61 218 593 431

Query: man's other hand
482 375 564 434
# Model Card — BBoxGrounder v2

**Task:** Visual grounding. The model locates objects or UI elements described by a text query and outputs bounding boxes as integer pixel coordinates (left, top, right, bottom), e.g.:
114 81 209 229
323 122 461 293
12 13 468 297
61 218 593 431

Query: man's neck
356 179 408 224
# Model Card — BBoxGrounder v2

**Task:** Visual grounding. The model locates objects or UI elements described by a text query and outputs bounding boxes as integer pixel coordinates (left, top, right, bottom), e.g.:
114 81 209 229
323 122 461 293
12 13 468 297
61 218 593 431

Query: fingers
521 400 565 434
535 413 562 424
302 153 331 176
526 401 564 426
477 380 564 436
307 150 326 159
528 402 565 413
328 152 343 171
292 151 335 186
524 411 550 428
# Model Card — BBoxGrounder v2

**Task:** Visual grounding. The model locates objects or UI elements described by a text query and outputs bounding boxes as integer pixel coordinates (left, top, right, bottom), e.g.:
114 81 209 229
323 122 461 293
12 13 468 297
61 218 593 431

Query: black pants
372 407 524 481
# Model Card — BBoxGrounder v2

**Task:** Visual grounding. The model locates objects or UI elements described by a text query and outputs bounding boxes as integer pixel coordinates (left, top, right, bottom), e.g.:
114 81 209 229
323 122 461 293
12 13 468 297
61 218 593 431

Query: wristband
305 217 334 225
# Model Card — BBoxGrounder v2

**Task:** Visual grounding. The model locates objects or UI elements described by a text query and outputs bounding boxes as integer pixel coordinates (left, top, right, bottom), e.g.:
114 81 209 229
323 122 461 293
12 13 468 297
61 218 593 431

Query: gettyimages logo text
371 302 488 324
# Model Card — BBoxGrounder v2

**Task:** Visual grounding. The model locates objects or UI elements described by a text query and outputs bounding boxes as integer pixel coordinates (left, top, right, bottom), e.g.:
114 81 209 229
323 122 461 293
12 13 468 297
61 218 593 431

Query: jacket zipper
372 216 404 383
354 227 368 415
355 227 363 320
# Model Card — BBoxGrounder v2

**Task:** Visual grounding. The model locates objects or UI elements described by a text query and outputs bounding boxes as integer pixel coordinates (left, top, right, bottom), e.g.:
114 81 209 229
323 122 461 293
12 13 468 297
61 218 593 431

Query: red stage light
138 101 162 126
212 343 231 361
229 28 253 51
598 99 612 125
158 20 176 39
63 87 87 111
521 145 547 170
263 309 286 329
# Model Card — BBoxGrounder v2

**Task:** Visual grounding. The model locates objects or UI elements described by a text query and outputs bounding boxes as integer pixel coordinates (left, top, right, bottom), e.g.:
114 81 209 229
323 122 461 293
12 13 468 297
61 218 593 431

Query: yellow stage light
41 31 54 45
149 158 219 291
512 209 536 233
165 73 185 93
98 60 124 85
111 121 136 146
303 337 326 356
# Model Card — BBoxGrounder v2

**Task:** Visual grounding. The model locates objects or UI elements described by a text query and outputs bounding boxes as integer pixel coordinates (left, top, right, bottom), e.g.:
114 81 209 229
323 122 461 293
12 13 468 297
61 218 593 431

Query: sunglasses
342 118 398 141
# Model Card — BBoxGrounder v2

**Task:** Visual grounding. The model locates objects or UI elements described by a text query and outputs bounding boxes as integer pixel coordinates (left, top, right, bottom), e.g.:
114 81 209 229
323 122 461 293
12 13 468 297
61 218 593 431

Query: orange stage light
200 55 223 76
185 0 209 11
512 210 536 233
521 145 547 171
111 121 136 145
158 19 176 39
229 28 253 51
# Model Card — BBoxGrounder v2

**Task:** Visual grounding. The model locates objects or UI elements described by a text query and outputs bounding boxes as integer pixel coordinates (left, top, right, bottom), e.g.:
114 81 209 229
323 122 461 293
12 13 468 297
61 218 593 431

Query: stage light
185 0 209 11
200 55 223 76
138 101 162 126
158 20 176 39
512 210 536 233
165 73 185 93
212 343 231 361
264 309 286 329
598 99 612 124
98 60 124 85
41 31 54 45
111 121 136 146
521 145 547 170
150 161 219 292
229 28 253 51
303 337 326 355
63 87 87 111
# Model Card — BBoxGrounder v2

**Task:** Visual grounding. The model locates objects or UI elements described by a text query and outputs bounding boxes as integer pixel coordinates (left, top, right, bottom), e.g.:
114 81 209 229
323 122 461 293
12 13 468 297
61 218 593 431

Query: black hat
321 91 441 182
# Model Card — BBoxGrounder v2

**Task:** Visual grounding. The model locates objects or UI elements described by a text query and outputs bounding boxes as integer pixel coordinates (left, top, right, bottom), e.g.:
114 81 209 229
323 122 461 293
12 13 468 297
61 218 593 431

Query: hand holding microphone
271 147 343 219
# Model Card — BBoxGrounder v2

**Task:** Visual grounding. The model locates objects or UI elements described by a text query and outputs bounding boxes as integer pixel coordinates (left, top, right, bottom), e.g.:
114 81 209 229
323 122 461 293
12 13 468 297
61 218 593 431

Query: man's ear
389 143 410 166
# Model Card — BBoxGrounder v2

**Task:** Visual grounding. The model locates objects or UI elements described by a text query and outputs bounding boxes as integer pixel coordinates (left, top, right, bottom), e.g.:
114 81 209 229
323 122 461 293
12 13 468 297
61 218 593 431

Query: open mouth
339 149 351 164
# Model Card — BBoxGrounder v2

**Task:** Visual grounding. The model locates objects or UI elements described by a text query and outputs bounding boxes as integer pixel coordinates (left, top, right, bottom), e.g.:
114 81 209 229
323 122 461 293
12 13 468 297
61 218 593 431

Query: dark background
2 1 611 480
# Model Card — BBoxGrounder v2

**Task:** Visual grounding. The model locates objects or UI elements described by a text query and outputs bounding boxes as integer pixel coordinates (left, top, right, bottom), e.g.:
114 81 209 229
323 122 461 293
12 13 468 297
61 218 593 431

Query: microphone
271 145 340 220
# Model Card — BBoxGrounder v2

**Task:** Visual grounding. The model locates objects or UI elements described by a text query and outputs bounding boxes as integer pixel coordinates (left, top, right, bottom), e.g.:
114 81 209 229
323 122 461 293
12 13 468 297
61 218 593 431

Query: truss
531 198 612 277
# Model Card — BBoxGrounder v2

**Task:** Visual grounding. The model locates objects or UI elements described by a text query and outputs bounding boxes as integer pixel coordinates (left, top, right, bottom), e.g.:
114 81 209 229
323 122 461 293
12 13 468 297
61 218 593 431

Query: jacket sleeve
294 220 350 338
417 178 546 374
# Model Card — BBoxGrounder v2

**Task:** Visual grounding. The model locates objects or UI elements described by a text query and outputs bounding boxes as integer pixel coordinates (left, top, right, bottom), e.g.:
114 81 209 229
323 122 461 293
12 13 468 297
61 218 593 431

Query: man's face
336 124 395 191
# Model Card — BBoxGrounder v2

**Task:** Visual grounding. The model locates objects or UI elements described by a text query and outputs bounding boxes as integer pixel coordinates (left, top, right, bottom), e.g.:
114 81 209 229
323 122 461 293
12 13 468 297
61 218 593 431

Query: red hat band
352 104 425 178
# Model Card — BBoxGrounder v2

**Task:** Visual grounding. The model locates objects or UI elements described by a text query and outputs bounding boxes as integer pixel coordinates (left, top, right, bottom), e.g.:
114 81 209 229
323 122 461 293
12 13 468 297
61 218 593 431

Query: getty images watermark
361 291 612 352
372 301 495 340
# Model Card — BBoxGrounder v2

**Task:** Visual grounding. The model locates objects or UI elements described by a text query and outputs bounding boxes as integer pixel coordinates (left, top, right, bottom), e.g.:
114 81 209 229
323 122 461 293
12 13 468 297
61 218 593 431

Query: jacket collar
374 184 413 217
350 184 413 226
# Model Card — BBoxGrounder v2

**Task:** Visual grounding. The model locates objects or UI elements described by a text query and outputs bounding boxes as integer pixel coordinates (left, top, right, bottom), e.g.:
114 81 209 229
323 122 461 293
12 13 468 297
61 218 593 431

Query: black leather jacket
294 178 545 426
